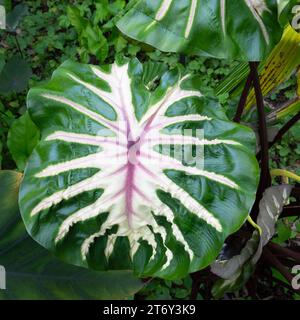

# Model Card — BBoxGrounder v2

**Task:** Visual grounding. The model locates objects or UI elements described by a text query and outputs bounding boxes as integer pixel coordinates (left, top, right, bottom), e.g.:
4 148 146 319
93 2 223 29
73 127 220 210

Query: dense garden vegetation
0 0 300 300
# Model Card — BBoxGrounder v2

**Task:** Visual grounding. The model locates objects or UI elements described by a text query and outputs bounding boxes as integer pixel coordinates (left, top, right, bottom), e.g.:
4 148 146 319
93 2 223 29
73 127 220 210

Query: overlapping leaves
211 185 293 298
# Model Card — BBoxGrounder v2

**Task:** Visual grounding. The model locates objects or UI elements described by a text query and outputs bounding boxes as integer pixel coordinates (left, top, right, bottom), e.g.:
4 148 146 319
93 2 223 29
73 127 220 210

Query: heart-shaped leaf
19 58 259 280
117 0 298 61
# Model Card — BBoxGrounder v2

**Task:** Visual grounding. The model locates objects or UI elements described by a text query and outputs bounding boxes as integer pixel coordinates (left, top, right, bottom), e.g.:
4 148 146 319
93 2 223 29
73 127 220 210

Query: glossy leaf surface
20 59 259 279
0 170 143 300
117 0 297 61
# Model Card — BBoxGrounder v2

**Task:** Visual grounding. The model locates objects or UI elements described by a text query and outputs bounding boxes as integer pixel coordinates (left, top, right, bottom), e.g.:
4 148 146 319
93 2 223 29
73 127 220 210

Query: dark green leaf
7 112 40 171
6 3 28 31
0 56 32 94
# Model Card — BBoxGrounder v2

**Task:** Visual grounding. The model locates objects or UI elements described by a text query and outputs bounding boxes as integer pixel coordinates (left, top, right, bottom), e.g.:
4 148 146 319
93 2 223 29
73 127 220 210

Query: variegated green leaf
20 58 259 280
0 170 143 300
117 0 298 61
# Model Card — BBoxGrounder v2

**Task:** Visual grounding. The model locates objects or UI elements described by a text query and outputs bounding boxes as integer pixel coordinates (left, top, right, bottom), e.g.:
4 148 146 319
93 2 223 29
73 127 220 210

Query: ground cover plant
0 0 300 300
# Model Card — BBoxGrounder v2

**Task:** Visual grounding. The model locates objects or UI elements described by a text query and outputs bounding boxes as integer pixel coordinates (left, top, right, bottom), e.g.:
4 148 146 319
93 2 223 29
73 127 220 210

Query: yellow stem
270 169 300 183
247 215 262 235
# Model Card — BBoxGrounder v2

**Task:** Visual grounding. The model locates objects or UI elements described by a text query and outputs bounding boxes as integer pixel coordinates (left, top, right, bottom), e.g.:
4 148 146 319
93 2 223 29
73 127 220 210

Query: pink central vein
116 76 137 227
124 139 140 227
125 162 134 227
122 114 165 226
125 143 135 227
117 74 166 227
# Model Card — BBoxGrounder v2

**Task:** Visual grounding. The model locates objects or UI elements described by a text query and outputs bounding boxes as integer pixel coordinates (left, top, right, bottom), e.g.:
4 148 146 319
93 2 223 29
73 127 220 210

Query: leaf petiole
270 169 300 183
247 215 262 235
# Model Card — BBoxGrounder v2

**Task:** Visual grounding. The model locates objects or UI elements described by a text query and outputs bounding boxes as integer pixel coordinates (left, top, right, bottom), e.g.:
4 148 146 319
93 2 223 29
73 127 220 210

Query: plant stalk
234 73 253 123
262 247 300 295
249 62 271 218
281 205 300 218
14 35 23 58
268 242 300 263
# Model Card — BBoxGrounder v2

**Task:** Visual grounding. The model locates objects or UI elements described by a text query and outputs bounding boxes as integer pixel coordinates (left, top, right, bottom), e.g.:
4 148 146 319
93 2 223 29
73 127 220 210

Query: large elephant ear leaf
116 0 298 61
20 58 259 280
0 170 143 300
